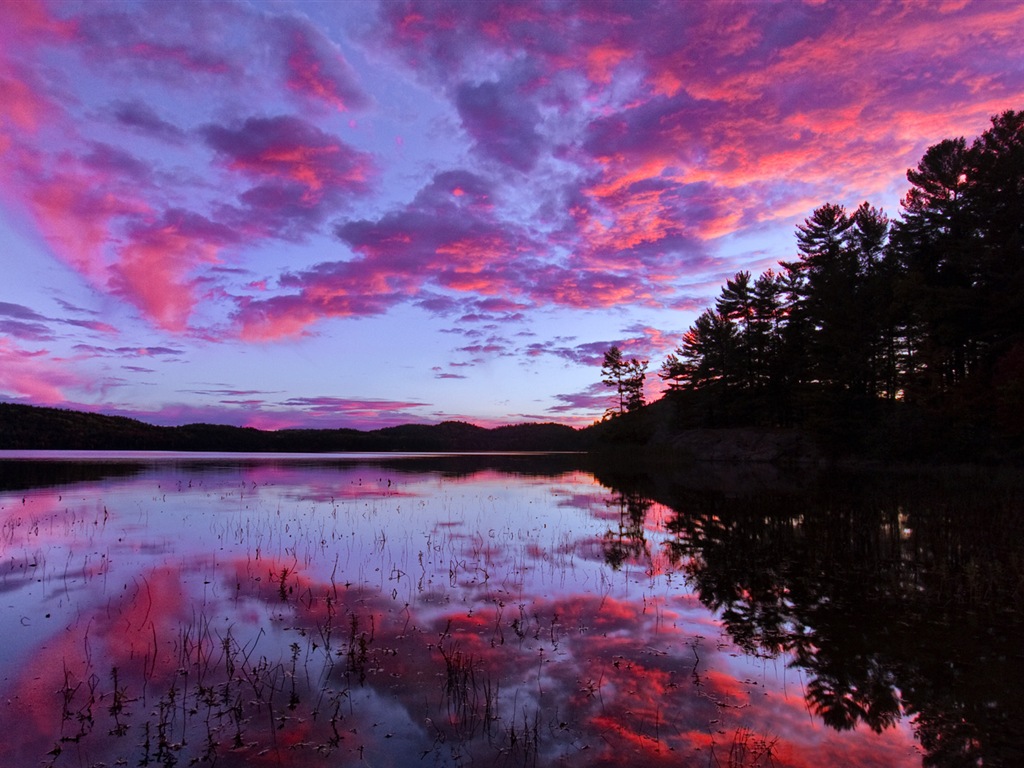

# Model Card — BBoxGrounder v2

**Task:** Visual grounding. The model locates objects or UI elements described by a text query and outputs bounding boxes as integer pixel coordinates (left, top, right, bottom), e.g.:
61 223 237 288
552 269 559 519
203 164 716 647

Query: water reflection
0 453 1018 767
592 462 1024 768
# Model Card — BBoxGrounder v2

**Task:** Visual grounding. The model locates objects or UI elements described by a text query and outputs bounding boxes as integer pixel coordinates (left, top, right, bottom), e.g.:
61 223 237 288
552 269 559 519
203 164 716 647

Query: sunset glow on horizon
2 0 1023 430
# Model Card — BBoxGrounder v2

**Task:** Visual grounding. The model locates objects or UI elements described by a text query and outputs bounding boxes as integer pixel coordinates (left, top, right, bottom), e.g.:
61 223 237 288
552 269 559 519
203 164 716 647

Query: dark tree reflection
593 463 1024 768
602 486 652 570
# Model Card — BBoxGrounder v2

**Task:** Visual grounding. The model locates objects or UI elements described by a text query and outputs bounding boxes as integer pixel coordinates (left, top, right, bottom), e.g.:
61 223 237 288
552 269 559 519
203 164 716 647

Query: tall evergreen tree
716 271 756 387
602 346 648 417
967 110 1024 367
849 203 893 398
783 204 864 390
890 138 977 397
660 309 737 391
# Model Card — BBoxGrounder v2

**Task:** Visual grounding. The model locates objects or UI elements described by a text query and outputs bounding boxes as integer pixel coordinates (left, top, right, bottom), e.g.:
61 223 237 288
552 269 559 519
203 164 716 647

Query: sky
1 0 1023 431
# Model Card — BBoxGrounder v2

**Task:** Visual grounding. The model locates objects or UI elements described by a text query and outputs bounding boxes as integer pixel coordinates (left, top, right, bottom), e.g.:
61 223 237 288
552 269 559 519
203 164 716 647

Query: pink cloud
202 115 373 197
0 339 94 404
585 43 631 86
375 0 1024 268
527 264 664 308
231 170 527 338
21 147 233 330
277 16 370 112
577 0 1024 217
233 157 702 339
110 212 231 331
0 0 75 136
25 166 152 282
1 4 385 336
3 92 367 337
233 262 418 340
1 52 228 334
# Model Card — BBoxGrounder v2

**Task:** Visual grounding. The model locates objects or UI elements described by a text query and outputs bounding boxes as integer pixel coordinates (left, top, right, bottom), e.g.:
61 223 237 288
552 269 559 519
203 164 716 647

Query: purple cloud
0 302 47 321
0 319 53 342
547 383 610 415
73 344 185 358
182 388 279 399
72 5 238 82
110 100 186 143
456 79 543 171
201 115 376 241
202 115 373 193
81 142 151 181
0 302 118 340
281 395 429 414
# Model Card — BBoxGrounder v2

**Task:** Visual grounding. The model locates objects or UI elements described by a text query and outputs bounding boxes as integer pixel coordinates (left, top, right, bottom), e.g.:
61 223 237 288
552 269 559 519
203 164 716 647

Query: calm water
0 452 1020 767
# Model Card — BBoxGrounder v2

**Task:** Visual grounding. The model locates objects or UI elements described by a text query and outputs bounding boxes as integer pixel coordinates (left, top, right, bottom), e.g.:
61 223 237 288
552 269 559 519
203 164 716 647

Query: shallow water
0 452 1019 767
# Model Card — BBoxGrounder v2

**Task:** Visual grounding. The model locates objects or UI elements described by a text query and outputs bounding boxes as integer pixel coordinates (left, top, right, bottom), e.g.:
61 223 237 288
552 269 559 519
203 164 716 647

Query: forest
632 109 1024 462
0 402 585 452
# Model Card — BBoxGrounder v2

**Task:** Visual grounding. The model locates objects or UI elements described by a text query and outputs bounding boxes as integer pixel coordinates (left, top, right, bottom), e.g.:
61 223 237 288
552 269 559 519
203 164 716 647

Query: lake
0 452 1020 767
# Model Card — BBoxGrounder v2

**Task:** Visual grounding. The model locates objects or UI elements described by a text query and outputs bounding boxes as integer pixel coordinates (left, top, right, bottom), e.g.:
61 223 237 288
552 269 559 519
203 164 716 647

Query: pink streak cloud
72 343 185 359
0 301 119 340
548 383 610 416
277 16 370 112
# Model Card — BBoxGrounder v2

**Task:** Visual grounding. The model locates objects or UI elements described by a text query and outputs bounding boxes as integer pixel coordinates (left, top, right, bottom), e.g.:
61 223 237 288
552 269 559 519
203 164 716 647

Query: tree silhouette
601 346 647 418
653 108 1024 456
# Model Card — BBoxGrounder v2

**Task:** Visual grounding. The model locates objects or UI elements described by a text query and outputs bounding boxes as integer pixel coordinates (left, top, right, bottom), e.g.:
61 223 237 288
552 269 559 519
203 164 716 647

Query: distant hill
0 402 589 453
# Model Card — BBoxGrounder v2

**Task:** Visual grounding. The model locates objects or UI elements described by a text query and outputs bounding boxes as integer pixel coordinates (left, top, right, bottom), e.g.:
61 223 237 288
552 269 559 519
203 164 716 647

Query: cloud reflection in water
0 456 923 766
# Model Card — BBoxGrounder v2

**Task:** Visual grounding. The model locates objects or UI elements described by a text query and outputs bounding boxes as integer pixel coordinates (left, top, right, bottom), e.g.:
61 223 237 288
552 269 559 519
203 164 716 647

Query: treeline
657 109 1024 460
0 402 587 452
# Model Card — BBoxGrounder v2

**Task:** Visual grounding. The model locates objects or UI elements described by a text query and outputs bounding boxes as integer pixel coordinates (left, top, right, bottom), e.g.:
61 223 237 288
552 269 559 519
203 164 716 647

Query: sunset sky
2 0 1023 430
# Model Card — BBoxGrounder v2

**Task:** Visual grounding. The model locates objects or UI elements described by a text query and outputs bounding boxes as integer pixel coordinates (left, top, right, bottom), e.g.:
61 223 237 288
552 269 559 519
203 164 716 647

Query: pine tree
601 346 647 417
